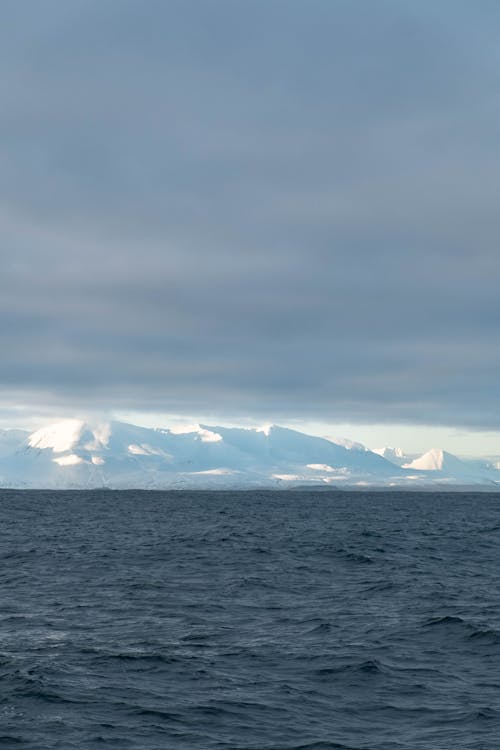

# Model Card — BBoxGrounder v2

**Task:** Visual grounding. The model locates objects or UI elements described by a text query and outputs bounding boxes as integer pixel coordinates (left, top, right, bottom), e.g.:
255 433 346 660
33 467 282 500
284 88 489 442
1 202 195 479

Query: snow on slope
0 419 499 489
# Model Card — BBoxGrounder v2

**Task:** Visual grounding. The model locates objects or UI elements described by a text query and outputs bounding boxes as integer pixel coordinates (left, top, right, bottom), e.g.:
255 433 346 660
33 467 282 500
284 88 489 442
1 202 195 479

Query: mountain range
0 419 499 490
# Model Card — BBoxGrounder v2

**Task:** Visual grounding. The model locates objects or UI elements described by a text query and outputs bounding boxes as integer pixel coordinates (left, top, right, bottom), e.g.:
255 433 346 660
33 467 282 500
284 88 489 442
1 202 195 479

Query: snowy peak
402 448 498 484
28 419 111 453
404 448 462 472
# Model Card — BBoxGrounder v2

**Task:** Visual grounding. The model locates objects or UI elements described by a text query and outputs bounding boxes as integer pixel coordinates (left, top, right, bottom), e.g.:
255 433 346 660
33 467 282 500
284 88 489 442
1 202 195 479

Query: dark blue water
1 490 500 749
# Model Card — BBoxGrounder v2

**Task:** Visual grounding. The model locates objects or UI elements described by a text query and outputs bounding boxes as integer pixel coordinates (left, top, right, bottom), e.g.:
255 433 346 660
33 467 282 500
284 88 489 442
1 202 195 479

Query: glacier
0 419 499 490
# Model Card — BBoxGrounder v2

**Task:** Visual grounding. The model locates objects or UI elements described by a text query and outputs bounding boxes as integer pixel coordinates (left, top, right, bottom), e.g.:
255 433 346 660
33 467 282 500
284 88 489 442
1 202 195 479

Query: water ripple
0 489 499 748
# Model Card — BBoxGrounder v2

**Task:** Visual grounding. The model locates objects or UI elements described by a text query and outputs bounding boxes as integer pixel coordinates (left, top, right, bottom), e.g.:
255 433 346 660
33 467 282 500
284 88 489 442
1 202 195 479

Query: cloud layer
2 1 500 428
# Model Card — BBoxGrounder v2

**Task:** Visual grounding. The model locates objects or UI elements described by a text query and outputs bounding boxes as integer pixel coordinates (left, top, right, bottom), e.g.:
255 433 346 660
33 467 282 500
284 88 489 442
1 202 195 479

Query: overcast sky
2 1 500 452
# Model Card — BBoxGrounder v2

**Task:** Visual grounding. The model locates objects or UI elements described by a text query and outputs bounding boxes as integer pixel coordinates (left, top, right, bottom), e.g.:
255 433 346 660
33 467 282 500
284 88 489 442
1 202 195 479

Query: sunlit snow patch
52 454 83 466
403 448 446 471
83 423 111 450
190 468 236 475
307 463 335 472
128 444 172 458
29 419 85 453
307 464 350 479
198 428 222 443
257 424 273 436
169 424 222 442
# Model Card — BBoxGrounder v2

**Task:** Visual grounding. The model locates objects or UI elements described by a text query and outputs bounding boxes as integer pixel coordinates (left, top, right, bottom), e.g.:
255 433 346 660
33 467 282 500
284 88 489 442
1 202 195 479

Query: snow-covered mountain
0 419 499 490
402 448 500 485
404 448 465 473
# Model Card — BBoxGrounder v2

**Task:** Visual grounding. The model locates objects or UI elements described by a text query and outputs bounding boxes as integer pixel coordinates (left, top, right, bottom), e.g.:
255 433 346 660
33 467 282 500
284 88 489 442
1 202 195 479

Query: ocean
1 489 499 749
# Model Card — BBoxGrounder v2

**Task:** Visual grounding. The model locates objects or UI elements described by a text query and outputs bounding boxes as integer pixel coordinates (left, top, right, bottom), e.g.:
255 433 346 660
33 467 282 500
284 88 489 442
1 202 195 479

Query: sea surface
1 490 500 749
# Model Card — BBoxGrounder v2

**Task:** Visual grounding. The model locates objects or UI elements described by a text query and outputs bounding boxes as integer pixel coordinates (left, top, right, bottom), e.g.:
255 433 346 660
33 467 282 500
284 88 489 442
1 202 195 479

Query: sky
2 0 500 455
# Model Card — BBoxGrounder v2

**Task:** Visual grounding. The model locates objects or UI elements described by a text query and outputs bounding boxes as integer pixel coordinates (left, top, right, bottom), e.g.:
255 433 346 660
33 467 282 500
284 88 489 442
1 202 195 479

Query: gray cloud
1 0 500 428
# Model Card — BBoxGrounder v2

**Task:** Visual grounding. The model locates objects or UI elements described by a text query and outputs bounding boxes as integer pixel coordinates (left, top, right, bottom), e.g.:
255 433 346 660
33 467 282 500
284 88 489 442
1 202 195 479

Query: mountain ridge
0 419 499 490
